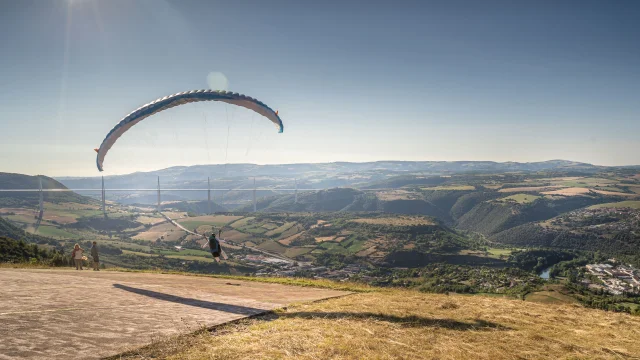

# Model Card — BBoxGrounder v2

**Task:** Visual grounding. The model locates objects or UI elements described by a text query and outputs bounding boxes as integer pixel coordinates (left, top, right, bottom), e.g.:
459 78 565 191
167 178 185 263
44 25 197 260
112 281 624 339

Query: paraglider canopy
95 90 283 171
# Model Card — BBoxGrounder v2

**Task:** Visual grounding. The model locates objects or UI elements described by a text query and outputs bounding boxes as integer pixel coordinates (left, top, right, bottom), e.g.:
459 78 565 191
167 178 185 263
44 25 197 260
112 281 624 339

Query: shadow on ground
113 284 267 315
274 311 510 331
114 284 508 332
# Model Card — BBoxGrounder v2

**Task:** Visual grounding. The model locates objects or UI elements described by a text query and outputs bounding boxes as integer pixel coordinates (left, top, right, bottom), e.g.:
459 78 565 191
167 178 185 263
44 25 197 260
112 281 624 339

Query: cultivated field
593 189 637 197
541 187 592 196
177 215 243 229
589 201 640 209
498 185 564 193
278 232 304 246
133 222 187 242
495 194 541 204
375 190 420 201
351 216 436 226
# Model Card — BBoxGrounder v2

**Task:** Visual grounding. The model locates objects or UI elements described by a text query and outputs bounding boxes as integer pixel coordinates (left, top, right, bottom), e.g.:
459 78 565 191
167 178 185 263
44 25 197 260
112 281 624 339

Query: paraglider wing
95 90 283 171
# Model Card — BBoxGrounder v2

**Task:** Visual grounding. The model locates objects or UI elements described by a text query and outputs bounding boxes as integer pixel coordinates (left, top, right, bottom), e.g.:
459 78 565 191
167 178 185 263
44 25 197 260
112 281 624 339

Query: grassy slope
0 216 56 244
114 287 640 360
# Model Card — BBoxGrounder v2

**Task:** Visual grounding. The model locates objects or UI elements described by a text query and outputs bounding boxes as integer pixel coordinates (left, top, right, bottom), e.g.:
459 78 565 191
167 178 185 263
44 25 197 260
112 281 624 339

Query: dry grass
134 222 187 242
158 211 188 220
136 216 166 225
355 246 377 257
113 289 640 360
315 236 336 243
593 190 638 197
351 216 436 226
278 232 304 246
542 187 592 196
221 229 251 242
482 184 503 190
375 190 420 201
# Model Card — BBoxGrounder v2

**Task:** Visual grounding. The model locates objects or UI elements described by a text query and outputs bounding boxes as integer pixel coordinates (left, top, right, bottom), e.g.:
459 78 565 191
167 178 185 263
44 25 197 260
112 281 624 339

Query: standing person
72 244 84 270
90 241 100 271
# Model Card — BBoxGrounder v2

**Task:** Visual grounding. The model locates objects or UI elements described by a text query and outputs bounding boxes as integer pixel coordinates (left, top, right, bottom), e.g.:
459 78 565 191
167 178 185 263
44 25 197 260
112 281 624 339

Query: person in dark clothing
209 230 222 259
90 241 100 271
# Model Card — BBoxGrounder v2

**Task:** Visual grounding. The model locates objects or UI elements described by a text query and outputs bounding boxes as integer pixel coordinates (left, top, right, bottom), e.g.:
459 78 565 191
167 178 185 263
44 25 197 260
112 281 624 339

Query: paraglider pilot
209 229 222 259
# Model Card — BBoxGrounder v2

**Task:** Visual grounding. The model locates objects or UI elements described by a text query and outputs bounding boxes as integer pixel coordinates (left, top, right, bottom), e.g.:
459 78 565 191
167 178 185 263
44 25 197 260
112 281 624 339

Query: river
539 267 551 280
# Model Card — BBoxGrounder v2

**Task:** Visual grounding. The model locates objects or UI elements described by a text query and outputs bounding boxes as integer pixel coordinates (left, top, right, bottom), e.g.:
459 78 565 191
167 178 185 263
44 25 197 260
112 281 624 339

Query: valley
2 162 640 314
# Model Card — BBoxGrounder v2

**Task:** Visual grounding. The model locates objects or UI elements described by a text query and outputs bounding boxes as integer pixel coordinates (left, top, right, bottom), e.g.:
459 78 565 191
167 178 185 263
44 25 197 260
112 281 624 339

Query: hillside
237 188 451 221
0 236 60 263
114 285 640 360
0 172 92 207
161 200 228 214
491 203 640 263
205 212 475 266
0 216 59 245
238 188 379 212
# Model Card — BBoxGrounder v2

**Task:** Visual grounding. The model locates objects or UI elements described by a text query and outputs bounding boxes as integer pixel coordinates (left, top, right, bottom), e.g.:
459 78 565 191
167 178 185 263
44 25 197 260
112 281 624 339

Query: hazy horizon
5 158 637 179
2 0 639 177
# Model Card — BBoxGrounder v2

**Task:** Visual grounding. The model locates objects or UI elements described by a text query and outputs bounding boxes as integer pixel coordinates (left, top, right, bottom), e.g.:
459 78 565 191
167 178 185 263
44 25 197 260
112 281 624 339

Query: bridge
0 176 393 215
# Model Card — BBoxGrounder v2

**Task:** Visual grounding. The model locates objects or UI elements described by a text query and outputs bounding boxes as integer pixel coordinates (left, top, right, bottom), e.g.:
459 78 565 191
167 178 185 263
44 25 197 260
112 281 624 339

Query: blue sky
1 0 639 176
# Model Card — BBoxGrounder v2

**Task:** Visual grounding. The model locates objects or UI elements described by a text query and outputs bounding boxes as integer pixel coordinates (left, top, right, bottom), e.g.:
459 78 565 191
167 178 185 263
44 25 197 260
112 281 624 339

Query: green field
229 217 255 229
345 239 367 253
122 249 153 257
589 201 640 209
165 254 213 262
551 177 617 188
318 242 349 254
257 240 287 254
266 222 297 237
178 221 217 230
284 247 313 258
457 248 513 259
486 248 513 257
35 226 81 239
620 302 640 311
156 249 212 257
496 194 541 204
100 240 150 252
239 223 269 234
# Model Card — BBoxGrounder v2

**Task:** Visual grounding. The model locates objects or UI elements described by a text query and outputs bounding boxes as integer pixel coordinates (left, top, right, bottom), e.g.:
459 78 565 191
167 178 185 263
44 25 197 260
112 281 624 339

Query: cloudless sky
1 0 639 176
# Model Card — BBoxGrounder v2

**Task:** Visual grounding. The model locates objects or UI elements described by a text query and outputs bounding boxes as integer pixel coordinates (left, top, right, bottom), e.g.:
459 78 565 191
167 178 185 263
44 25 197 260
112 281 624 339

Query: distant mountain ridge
59 159 605 181
56 159 612 191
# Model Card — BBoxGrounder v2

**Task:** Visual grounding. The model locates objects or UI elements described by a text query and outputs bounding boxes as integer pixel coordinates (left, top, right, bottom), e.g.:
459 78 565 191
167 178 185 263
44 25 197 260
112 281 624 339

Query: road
0 268 349 360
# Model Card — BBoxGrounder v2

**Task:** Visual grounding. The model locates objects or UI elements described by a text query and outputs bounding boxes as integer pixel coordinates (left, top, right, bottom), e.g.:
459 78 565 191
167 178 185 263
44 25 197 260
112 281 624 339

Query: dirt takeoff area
0 269 350 359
